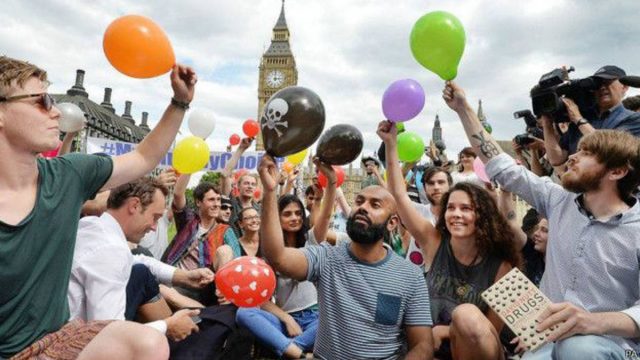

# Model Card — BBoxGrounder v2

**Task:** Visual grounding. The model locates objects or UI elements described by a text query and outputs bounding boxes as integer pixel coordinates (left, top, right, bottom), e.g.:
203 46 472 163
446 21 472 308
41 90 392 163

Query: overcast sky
3 0 639 166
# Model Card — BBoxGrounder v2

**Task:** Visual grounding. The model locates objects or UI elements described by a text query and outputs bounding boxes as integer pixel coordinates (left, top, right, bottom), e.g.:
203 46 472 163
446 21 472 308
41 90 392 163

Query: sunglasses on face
0 93 55 111
220 205 232 211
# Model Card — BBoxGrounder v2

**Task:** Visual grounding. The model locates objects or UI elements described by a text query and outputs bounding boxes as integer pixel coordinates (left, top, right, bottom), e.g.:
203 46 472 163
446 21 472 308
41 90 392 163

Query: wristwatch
171 97 190 110
576 119 589 127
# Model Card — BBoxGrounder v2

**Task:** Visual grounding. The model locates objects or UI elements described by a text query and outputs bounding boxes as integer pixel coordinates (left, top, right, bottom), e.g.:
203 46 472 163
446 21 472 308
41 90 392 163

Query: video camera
513 110 544 146
530 66 599 123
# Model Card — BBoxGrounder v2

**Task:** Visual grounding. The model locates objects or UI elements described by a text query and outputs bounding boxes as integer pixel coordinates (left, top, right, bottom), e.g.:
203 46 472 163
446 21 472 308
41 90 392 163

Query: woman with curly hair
378 120 522 360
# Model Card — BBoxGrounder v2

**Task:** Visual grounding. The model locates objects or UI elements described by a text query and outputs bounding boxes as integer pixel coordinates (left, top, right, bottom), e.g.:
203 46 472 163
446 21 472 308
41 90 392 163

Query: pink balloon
473 157 490 183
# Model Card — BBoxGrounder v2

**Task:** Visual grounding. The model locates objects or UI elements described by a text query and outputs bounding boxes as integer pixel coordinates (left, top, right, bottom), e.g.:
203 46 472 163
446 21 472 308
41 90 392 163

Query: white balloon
57 103 85 132
188 108 216 139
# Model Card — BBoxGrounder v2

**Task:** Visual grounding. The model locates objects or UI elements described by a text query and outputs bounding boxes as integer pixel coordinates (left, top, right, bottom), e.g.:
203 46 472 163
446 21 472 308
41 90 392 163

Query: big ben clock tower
256 0 298 150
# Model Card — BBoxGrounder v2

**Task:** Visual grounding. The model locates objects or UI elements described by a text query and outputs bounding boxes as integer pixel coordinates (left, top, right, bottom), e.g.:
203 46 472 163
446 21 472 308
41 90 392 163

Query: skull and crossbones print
261 98 289 137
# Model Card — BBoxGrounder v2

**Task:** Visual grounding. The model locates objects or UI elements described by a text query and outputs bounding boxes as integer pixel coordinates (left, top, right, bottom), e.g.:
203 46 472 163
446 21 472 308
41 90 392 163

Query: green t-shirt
0 153 113 358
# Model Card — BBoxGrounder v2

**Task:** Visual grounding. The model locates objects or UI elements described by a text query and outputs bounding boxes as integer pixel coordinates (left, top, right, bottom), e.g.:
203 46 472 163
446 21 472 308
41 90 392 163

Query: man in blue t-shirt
0 56 197 359
258 155 434 360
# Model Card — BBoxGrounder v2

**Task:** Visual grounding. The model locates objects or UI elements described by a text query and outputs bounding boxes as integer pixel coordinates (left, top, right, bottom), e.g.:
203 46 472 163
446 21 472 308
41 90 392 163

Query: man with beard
258 155 433 360
443 80 640 359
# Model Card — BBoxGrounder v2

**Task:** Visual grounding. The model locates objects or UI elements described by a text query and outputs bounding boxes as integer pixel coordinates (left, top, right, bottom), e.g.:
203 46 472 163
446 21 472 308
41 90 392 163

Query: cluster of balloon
397 131 425 163
215 256 276 308
473 157 491 183
316 124 363 165
229 134 241 146
242 119 260 138
382 79 425 122
188 109 216 139
286 148 308 166
410 11 466 81
260 86 325 157
103 15 175 78
57 103 85 132
317 166 345 188
173 136 210 174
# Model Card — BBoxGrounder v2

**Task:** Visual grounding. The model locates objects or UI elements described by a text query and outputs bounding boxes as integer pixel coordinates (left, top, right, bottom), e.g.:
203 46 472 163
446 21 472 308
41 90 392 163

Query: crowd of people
1 54 640 360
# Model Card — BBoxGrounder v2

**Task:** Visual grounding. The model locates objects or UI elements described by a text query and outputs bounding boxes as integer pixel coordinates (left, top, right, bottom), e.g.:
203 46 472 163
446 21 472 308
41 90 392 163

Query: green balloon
396 123 406 133
397 131 425 162
410 11 466 81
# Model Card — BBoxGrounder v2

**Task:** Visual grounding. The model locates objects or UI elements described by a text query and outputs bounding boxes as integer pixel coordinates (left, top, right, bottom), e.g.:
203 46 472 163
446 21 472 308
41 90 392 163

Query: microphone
620 76 640 88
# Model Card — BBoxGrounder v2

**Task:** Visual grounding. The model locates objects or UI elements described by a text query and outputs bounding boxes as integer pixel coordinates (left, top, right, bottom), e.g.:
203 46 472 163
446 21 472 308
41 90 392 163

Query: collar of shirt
100 212 128 244
574 194 638 223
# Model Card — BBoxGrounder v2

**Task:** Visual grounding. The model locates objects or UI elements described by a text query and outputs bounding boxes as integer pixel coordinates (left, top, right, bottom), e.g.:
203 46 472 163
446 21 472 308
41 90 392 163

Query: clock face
266 70 285 88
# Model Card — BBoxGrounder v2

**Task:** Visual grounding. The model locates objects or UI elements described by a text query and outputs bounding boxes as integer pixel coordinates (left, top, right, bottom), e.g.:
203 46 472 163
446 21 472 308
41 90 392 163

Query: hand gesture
376 120 397 144
442 81 468 113
284 316 303 337
258 154 279 192
166 309 200 342
157 168 178 188
170 64 197 104
313 157 336 186
239 137 254 150
184 268 215 289
215 288 231 305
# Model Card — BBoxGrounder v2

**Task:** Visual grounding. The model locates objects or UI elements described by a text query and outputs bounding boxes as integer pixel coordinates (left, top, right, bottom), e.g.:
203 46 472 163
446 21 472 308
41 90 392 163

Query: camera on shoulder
530 66 599 123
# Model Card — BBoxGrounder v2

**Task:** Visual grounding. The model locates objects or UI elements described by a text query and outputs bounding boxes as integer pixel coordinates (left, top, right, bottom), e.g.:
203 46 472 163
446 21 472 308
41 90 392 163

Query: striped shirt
303 242 432 359
487 153 640 352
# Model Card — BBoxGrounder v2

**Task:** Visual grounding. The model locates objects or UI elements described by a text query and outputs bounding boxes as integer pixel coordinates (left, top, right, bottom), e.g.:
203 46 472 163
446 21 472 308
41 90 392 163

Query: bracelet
171 97 190 110
576 119 589 127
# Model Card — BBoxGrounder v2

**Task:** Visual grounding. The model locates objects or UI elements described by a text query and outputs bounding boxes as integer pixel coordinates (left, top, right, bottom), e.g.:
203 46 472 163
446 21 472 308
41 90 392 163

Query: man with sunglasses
0 56 197 359
217 196 233 225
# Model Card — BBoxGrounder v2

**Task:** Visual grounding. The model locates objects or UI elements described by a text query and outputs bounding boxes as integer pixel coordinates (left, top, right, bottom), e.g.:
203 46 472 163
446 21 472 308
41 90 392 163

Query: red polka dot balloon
215 256 276 307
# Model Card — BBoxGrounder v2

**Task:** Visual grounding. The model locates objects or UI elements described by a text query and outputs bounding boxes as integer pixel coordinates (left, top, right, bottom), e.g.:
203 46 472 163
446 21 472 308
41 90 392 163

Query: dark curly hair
278 194 310 249
436 182 523 268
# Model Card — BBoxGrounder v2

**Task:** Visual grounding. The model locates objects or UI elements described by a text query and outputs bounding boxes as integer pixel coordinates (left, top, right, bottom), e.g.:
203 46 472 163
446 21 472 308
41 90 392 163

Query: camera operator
545 65 640 167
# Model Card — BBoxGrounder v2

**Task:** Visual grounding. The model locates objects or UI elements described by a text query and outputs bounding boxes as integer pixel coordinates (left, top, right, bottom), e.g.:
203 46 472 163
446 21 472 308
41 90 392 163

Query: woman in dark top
381 122 522 360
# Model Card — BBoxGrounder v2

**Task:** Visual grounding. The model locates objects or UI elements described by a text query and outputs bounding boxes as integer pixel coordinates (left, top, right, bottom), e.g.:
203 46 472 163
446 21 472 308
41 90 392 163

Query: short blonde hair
578 130 640 198
0 56 48 97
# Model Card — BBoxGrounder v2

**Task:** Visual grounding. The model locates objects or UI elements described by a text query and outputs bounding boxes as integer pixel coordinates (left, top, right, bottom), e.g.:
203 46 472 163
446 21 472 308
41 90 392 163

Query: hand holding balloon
170 64 197 104
239 137 254 150
442 81 469 113
258 155 279 192
313 157 337 186
376 120 398 145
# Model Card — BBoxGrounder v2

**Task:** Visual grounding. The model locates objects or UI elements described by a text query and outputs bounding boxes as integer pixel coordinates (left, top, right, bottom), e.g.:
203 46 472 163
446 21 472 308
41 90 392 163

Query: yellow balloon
286 148 308 165
173 136 210 174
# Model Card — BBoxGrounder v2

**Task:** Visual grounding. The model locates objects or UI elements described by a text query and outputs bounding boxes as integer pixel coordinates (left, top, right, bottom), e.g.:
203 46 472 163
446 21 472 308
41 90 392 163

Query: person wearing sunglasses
217 195 233 225
0 56 197 360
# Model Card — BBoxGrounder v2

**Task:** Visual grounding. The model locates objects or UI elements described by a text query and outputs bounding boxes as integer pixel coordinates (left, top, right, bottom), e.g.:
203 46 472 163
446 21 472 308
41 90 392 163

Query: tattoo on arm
507 211 516 220
471 131 500 159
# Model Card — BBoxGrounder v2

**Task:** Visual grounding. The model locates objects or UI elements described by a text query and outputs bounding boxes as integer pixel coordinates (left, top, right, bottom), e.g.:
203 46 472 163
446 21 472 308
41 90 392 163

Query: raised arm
442 81 504 163
540 115 568 167
311 158 337 244
377 121 441 258
335 186 351 216
497 188 527 249
172 172 191 212
101 65 197 191
259 155 309 281
221 137 253 195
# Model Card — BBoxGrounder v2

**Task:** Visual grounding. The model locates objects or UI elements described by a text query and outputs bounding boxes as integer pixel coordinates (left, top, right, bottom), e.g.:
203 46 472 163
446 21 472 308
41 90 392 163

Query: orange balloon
103 15 175 78
282 162 294 174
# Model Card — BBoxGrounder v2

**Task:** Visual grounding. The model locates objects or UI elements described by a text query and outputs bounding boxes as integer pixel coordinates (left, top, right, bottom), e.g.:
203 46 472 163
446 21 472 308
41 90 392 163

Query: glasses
0 93 55 111
242 215 260 221
220 205 232 211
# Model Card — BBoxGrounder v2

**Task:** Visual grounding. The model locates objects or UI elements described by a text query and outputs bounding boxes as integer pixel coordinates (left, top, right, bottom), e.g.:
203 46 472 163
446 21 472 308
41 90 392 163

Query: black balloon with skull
316 124 363 165
260 86 325 157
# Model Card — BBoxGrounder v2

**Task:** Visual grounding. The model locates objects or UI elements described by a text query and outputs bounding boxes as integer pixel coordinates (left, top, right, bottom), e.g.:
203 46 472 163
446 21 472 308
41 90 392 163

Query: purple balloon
382 79 426 122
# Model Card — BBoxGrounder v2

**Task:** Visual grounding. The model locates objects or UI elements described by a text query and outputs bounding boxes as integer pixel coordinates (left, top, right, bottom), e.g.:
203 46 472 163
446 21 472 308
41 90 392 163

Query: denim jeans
522 335 628 360
236 307 319 356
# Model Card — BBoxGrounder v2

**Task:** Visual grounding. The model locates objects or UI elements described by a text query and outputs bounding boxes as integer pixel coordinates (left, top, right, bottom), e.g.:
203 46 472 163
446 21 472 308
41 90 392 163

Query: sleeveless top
425 234 502 326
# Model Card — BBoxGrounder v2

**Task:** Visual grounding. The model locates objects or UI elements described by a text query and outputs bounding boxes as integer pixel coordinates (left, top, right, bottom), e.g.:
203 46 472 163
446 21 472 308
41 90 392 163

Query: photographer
545 66 640 166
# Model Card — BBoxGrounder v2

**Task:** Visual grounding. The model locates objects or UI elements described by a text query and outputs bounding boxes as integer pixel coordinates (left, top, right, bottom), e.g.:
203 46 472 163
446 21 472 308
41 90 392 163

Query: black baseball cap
361 156 381 167
220 195 232 207
592 65 626 80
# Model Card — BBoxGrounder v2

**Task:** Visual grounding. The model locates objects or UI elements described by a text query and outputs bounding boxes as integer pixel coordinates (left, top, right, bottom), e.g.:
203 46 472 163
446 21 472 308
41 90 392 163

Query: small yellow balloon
286 148 308 165
173 136 210 174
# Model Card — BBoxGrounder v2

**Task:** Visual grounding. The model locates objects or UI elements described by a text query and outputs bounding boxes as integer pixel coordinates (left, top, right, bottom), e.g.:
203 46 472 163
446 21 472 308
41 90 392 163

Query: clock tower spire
256 0 298 150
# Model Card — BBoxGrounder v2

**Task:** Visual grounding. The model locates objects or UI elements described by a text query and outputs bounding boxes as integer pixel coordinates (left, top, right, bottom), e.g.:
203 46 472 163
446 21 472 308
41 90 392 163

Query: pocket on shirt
375 293 401 326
